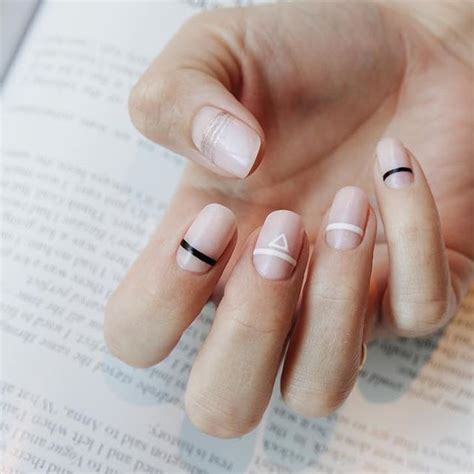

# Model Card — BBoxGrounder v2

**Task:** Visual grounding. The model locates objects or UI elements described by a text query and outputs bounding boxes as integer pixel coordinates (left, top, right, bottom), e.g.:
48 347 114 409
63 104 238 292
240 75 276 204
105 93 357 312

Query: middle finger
185 210 309 438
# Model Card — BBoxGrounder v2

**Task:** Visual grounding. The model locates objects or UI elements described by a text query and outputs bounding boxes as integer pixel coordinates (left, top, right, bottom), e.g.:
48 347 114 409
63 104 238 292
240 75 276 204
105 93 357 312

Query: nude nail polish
376 137 414 188
192 106 261 178
177 204 236 273
253 210 304 280
325 186 369 250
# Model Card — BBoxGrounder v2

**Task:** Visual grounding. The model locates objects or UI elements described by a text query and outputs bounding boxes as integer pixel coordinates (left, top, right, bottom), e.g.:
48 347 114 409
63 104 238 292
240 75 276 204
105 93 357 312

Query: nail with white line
326 186 369 250
253 210 304 280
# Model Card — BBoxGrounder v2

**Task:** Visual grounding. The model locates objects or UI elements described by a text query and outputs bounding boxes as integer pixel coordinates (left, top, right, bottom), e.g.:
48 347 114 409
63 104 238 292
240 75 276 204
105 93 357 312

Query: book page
1 2 473 473
0 0 41 82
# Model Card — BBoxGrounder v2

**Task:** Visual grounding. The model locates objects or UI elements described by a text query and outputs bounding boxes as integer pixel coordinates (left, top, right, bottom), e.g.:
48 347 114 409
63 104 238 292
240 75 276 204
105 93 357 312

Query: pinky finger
374 138 463 337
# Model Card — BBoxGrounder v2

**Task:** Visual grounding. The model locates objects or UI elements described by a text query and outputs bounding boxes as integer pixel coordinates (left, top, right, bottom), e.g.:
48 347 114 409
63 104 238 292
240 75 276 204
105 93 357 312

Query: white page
1 2 473 473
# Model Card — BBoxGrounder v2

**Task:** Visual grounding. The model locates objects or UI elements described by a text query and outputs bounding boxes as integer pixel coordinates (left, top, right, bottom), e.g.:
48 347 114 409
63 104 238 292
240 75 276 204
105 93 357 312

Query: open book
1 2 473 473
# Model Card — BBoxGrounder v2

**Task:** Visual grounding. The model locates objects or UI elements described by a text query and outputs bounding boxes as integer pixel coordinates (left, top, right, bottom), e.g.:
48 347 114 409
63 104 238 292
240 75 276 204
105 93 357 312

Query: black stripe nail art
383 167 413 182
180 239 216 266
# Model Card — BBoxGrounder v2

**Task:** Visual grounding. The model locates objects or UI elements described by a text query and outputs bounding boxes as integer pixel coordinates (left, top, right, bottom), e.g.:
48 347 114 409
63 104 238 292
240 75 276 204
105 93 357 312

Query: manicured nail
253 210 304 280
325 186 368 250
192 106 261 178
376 137 414 188
177 204 236 273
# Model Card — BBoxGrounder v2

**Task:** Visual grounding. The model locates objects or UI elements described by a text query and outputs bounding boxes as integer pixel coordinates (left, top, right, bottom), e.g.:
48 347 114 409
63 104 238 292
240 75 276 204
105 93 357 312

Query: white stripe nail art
253 248 297 266
325 222 364 237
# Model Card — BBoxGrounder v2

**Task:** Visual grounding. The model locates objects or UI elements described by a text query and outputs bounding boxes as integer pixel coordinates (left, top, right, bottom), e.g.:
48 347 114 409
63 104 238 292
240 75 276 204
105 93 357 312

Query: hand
104 2 474 437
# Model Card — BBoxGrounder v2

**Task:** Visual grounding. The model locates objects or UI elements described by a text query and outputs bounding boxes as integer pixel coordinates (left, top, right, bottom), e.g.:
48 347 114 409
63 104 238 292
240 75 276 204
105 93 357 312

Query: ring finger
281 186 376 416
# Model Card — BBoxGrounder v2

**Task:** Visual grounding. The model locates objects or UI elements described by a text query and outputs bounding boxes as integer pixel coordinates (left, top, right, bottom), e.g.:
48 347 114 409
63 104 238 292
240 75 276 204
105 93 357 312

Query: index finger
104 203 237 367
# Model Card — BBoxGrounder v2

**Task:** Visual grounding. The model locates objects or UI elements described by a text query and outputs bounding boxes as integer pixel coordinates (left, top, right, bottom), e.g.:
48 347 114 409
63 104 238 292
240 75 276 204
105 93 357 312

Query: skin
104 2 474 437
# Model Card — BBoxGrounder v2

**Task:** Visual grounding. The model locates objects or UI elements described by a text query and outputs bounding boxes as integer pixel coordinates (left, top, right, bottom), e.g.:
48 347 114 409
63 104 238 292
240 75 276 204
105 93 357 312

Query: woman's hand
104 2 473 437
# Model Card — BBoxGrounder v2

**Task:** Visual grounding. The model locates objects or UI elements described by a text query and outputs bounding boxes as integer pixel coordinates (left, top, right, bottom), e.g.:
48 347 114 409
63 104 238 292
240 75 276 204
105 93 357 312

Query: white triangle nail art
268 233 289 252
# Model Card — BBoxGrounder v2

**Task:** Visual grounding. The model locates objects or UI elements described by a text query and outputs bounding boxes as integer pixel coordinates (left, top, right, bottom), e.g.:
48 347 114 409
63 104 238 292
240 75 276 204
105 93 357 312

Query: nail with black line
176 204 236 273
376 138 414 189
180 239 216 267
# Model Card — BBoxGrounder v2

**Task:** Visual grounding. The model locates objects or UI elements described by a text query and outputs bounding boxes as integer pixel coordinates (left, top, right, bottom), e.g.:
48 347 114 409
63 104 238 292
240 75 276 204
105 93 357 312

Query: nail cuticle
382 166 414 182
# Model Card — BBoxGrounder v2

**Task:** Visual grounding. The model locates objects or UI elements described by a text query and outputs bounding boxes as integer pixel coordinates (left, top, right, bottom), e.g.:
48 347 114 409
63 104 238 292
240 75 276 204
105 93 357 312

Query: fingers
104 203 237 367
185 211 309 438
374 138 458 337
129 9 264 178
281 186 376 417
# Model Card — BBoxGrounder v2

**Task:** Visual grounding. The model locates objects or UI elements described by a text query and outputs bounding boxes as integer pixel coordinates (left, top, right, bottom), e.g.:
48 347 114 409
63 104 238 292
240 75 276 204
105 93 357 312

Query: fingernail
376 137 414 188
325 186 368 250
253 210 304 280
192 106 261 178
177 203 236 273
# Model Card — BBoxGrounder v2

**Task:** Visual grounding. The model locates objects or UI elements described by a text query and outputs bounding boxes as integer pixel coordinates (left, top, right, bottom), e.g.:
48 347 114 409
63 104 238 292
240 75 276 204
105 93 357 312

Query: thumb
129 9 264 179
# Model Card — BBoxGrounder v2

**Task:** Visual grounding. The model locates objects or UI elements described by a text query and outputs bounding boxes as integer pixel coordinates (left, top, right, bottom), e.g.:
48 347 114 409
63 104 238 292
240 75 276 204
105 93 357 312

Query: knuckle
185 392 258 438
227 310 290 337
220 291 292 337
128 74 180 143
391 218 440 245
282 382 353 418
282 364 358 418
309 283 364 316
312 287 359 305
